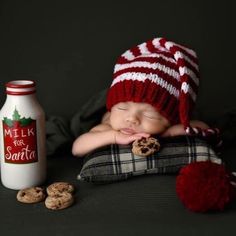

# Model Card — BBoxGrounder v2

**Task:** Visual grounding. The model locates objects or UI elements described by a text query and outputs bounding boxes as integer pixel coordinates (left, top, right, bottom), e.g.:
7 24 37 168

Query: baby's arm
72 124 116 157
161 120 209 137
72 122 149 157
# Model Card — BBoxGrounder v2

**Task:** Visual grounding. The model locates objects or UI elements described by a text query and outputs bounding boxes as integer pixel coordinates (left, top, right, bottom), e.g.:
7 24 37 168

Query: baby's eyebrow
142 109 157 113
117 103 128 107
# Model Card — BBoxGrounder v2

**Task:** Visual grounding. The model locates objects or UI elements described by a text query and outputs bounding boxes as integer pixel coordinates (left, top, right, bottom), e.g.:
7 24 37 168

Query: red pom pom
176 161 234 212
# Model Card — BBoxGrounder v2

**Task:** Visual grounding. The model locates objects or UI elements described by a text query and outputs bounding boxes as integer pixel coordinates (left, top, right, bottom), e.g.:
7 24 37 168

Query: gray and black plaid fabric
78 136 221 183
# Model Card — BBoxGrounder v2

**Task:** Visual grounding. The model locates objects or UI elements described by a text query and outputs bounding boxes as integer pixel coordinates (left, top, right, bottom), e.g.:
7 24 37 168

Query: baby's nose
126 115 139 125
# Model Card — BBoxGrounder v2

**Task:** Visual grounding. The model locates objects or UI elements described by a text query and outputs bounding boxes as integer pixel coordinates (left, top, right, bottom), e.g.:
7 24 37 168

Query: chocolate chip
141 147 149 153
148 143 154 148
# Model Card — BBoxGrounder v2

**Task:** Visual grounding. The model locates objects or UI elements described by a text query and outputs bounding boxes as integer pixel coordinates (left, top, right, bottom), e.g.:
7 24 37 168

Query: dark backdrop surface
0 0 234 119
0 2 235 236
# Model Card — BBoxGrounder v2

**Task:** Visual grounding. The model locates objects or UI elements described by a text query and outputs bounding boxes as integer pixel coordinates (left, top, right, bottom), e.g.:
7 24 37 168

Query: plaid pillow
78 136 221 183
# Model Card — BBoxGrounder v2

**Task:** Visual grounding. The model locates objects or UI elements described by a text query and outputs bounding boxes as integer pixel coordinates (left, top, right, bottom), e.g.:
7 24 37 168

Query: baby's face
109 102 170 135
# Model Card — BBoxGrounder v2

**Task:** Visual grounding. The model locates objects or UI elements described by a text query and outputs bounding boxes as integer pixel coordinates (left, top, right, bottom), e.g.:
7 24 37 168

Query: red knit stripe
146 39 157 53
177 46 198 65
177 58 200 78
117 51 175 66
177 66 199 91
149 38 173 57
159 38 166 47
178 73 195 128
130 54 176 66
113 67 181 88
117 56 129 64
115 56 179 73
148 38 175 58
168 45 198 65
130 46 141 57
145 38 199 77
179 73 198 96
185 78 198 96
157 50 175 58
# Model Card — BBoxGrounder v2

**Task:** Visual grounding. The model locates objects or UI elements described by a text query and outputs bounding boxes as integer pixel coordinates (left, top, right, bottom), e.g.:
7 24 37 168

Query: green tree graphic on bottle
3 108 34 128
2 108 38 164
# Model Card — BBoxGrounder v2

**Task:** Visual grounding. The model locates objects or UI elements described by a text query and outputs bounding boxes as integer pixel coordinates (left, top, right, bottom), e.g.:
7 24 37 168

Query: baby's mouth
120 128 136 135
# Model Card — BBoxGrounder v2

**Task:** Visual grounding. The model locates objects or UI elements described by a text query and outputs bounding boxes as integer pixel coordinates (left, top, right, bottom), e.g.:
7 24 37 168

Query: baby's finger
134 133 150 139
135 133 150 138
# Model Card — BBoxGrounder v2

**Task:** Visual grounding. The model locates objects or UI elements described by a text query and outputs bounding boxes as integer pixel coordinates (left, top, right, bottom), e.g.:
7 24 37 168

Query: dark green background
0 0 234 120
0 1 235 235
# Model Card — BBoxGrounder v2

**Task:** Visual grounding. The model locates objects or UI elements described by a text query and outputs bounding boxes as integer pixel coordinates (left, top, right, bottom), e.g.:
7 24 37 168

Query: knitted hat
106 37 200 133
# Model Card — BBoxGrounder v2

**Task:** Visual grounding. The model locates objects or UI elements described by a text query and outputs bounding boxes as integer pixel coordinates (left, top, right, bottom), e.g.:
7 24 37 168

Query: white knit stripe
138 42 149 55
179 67 199 86
181 82 197 101
152 38 170 53
111 72 180 98
133 53 176 64
149 38 198 70
165 41 197 58
152 38 162 49
165 41 199 72
174 51 199 71
114 61 180 81
122 50 135 61
164 41 175 51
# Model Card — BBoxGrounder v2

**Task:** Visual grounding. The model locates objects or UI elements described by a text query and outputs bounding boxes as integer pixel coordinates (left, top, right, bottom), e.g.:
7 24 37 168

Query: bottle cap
6 80 36 95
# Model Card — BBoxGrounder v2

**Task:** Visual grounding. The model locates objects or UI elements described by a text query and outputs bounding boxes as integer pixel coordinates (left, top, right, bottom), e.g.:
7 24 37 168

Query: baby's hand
114 131 150 145
161 124 186 137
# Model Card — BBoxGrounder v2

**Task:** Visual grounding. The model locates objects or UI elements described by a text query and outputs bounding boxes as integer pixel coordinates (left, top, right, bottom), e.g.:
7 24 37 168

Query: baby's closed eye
116 103 129 111
117 106 128 111
143 112 161 120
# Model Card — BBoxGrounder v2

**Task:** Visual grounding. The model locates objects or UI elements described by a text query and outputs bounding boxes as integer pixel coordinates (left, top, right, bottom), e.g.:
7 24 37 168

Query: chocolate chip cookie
17 187 46 204
45 182 75 210
132 137 160 157
45 192 74 210
46 182 75 196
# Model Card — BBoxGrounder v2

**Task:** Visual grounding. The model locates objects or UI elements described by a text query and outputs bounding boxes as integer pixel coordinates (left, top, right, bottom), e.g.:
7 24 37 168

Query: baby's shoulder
89 112 112 132
101 111 111 124
90 123 112 132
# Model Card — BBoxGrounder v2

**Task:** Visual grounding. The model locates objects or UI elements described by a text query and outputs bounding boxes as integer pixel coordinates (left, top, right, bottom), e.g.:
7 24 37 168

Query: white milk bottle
0 80 46 190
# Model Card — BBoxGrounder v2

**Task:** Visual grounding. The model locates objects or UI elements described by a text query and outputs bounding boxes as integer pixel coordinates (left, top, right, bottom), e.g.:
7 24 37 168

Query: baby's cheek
109 117 122 130
143 121 166 134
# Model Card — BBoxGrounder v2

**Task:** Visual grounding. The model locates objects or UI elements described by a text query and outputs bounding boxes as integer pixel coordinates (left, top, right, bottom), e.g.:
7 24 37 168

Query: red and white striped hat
106 37 200 133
